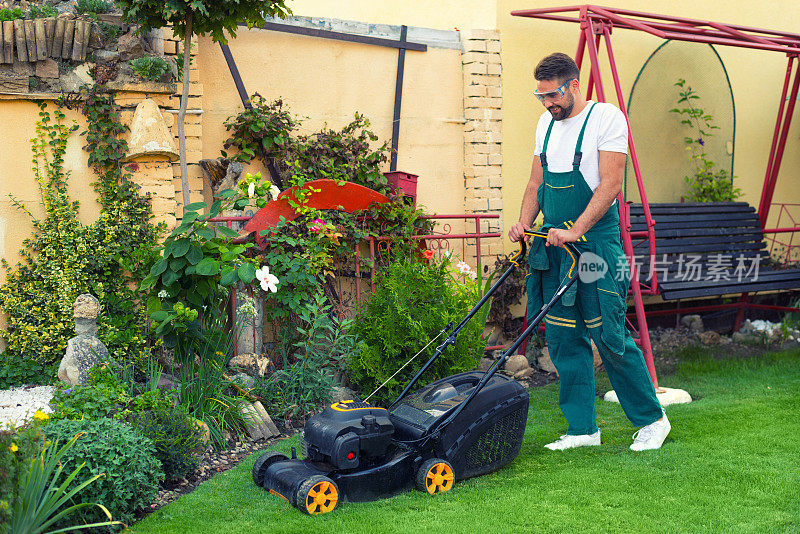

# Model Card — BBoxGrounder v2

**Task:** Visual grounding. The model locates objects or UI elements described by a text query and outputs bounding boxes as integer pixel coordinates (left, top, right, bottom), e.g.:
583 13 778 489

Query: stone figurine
57 294 109 386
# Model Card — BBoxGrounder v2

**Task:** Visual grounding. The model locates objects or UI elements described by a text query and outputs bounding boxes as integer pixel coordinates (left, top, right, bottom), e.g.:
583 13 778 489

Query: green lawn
132 348 800 534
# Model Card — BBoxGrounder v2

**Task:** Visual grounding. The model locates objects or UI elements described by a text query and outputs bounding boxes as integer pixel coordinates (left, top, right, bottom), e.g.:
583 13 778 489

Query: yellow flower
33 410 49 421
8 443 18 453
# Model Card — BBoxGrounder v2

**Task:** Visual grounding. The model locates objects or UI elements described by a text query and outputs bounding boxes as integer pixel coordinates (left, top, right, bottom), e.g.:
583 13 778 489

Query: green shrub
254 292 358 421
128 405 202 483
28 5 58 18
48 367 125 422
0 8 23 21
9 430 121 533
129 55 172 82
76 0 112 15
0 95 161 387
0 416 47 525
43 418 164 526
347 255 489 406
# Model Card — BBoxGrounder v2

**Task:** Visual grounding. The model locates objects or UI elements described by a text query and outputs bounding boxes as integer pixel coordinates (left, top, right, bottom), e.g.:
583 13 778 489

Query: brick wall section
462 29 503 274
162 30 204 215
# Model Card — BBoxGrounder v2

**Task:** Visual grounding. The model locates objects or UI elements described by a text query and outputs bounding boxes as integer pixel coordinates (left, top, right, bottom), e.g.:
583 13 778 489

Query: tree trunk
178 11 193 214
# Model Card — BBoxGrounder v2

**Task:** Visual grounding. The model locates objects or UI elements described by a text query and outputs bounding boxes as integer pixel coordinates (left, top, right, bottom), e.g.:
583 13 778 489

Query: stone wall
461 29 503 272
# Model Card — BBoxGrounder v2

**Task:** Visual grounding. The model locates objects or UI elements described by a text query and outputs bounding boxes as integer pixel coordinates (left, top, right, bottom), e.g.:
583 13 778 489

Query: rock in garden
227 352 269 378
504 354 529 375
591 340 603 369
252 401 280 437
58 294 109 386
329 386 355 403
117 30 146 61
537 347 558 375
514 368 534 380
680 315 704 332
189 417 210 446
478 357 493 372
699 330 721 345
35 59 59 79
229 372 255 389
156 373 180 392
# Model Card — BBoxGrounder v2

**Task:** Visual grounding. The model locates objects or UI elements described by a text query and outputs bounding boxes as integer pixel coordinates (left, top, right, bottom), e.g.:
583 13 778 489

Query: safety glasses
533 79 575 102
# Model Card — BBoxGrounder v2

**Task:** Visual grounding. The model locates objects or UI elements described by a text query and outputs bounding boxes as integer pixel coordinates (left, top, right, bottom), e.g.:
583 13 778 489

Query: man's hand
546 227 581 247
508 222 529 243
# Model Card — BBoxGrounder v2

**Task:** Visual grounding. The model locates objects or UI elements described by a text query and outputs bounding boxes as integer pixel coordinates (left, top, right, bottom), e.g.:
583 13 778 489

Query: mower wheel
252 451 288 488
296 475 339 515
416 458 455 495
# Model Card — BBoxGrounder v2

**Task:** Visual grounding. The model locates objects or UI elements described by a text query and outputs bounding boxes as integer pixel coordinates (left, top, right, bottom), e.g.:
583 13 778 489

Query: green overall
527 103 662 435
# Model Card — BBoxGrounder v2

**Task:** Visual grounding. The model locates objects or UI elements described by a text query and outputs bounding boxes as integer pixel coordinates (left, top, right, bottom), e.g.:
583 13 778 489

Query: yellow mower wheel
297 475 339 515
416 458 455 495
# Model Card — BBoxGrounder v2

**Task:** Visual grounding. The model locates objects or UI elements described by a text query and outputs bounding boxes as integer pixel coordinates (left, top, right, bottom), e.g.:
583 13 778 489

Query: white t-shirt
533 101 628 191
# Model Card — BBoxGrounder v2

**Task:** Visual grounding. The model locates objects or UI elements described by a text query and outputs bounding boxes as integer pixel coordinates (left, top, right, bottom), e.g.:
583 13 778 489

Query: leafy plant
43 418 164 527
76 0 112 15
289 114 391 194
139 189 260 354
1 415 47 525
129 55 172 82
0 92 161 387
28 5 58 19
348 254 489 405
0 8 23 21
221 94 297 185
254 292 358 422
9 432 121 534
670 79 742 202
128 404 202 483
116 0 291 213
174 311 248 449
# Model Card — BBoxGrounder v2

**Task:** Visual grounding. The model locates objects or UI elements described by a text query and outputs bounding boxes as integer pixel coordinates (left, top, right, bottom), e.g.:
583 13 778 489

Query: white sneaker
630 414 671 451
544 430 601 450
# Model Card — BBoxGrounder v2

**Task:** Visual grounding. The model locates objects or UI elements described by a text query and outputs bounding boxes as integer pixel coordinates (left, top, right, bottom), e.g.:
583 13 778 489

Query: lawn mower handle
427 232 581 438
389 231 579 410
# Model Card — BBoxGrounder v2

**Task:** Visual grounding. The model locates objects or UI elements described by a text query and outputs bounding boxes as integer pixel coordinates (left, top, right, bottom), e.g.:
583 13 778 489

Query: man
508 53 670 451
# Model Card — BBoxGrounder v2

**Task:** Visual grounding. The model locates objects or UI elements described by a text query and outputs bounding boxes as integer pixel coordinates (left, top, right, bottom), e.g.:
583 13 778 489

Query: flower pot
384 171 418 205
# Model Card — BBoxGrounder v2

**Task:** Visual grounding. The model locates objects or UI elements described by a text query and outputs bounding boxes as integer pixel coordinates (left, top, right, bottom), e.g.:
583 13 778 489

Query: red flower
422 249 435 260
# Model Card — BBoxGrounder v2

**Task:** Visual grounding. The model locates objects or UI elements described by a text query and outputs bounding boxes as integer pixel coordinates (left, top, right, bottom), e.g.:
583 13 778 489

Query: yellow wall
499 0 800 247
198 26 467 217
287 0 497 31
0 101 97 281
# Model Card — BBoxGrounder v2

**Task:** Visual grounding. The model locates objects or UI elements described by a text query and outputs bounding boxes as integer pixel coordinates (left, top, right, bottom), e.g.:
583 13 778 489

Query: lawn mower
252 231 580 514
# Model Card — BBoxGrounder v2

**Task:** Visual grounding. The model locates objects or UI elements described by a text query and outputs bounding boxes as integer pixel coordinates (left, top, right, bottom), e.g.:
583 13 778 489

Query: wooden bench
629 202 800 301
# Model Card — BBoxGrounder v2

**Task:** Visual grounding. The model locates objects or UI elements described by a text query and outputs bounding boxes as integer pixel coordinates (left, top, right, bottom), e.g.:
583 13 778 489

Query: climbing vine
0 88 162 387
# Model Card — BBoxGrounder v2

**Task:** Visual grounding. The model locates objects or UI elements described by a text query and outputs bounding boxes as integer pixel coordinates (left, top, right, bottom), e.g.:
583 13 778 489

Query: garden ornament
57 293 109 386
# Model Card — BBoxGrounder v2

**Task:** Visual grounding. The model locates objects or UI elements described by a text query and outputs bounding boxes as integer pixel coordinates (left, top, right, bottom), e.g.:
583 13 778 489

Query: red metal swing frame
511 5 800 388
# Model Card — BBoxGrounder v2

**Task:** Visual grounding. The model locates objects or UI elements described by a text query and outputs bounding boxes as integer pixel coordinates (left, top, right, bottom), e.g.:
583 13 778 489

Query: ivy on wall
0 88 162 387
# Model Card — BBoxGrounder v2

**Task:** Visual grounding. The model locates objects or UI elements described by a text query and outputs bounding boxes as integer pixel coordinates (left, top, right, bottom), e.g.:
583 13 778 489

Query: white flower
468 271 477 281
157 290 168 298
456 261 472 275
248 182 256 198
255 265 279 293
238 294 258 319
443 250 452 259
269 184 281 199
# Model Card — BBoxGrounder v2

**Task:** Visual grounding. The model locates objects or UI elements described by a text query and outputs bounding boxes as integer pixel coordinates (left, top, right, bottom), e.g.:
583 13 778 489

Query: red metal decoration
511 5 800 388
243 179 392 246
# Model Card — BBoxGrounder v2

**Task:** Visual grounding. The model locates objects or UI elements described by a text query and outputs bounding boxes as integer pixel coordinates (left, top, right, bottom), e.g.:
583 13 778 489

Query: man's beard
548 92 575 121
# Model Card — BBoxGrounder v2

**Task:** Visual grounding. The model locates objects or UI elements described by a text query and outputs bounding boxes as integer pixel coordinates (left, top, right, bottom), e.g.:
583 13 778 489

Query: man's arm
546 150 626 246
508 155 544 242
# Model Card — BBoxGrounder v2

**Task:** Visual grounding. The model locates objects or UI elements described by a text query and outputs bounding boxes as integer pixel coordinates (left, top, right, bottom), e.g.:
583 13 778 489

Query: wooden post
34 19 46 61
80 19 91 61
52 18 65 59
0 21 4 63
71 20 85 62
44 17 55 57
13 19 27 62
2 21 12 64
61 19 74 59
24 20 36 62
